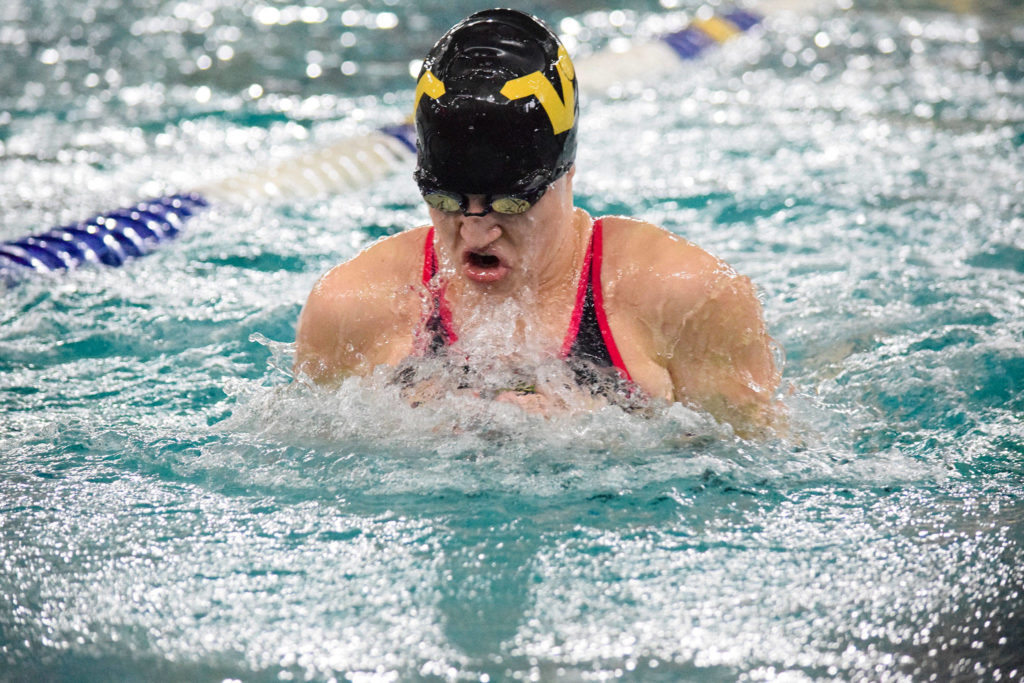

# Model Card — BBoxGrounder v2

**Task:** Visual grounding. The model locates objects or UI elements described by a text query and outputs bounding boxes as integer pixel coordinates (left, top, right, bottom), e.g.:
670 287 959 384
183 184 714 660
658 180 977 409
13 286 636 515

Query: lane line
1 7 762 279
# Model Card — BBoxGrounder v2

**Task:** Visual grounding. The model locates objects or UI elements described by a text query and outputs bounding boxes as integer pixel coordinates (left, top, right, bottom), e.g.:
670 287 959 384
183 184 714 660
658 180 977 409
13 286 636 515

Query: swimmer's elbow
710 344 784 439
715 390 786 440
673 369 781 439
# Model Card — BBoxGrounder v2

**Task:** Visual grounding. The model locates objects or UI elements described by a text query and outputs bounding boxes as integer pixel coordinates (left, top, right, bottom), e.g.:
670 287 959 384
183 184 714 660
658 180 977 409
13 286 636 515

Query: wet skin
294 170 782 437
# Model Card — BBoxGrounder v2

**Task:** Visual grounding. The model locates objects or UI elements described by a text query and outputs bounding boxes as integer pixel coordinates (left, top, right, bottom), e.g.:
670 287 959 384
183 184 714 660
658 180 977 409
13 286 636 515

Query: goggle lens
489 196 532 214
421 189 543 216
423 192 463 213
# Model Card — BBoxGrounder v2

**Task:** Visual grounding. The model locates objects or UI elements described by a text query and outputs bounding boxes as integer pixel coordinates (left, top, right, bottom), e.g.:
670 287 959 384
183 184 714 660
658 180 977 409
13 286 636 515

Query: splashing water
2 0 1024 680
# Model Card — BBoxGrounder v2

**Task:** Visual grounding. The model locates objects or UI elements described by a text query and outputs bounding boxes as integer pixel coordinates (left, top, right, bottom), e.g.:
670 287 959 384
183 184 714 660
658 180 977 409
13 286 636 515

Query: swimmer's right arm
294 231 426 384
293 266 373 384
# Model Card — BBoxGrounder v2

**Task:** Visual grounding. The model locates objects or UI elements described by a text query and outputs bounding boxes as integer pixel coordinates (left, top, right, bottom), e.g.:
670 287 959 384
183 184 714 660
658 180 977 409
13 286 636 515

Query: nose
458 206 501 249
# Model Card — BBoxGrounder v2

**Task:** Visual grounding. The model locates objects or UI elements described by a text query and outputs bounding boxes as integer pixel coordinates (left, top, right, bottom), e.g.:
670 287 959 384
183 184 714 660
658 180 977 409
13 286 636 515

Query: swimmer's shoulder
295 226 430 381
599 216 742 314
599 216 779 434
320 225 431 290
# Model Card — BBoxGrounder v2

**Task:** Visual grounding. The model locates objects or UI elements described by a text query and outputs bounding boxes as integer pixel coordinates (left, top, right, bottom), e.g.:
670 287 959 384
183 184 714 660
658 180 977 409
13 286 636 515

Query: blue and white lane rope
0 8 760 279
0 194 208 273
574 9 761 89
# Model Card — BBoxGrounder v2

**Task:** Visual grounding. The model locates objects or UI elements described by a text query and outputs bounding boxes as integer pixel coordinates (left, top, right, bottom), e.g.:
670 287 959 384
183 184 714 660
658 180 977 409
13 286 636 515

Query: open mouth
462 250 510 283
467 252 501 269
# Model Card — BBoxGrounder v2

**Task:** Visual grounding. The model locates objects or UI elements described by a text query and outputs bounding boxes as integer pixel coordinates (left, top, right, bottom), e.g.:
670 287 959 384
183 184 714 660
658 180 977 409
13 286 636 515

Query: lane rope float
0 194 208 273
0 7 760 280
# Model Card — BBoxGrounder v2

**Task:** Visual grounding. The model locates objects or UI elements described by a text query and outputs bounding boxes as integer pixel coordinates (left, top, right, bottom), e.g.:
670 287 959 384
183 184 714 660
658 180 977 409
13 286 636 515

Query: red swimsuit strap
560 219 631 380
424 221 629 380
422 226 436 285
560 224 595 357
422 227 458 344
590 219 631 380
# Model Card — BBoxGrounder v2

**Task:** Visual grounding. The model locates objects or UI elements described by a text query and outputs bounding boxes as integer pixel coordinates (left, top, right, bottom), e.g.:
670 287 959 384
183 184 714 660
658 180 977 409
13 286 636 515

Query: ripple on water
3 0 1024 679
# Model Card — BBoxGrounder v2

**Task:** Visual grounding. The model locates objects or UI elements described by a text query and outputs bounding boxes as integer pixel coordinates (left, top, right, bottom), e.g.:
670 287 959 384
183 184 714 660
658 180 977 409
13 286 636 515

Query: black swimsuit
419 218 632 384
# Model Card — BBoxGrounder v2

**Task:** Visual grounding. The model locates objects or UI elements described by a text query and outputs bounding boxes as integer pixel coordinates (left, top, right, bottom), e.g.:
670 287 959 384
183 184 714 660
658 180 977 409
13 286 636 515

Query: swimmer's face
428 168 576 292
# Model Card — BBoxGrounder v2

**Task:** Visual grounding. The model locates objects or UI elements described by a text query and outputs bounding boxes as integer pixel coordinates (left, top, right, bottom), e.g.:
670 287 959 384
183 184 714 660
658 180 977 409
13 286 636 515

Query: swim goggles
420 186 547 216
416 164 571 217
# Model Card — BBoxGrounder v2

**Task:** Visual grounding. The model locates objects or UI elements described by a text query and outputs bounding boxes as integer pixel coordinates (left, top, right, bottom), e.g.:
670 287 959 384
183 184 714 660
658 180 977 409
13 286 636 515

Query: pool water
2 0 1023 680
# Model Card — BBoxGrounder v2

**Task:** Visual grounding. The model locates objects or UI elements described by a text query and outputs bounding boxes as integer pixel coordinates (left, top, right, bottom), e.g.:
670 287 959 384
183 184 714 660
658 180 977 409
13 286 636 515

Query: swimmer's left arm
665 272 783 438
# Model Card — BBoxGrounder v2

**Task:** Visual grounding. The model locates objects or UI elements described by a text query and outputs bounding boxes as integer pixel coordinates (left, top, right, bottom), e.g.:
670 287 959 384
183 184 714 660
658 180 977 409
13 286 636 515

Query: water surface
2 0 1023 679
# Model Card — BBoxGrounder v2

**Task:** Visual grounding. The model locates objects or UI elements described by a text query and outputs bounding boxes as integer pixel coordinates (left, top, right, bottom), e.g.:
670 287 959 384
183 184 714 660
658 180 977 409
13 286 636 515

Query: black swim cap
413 9 578 196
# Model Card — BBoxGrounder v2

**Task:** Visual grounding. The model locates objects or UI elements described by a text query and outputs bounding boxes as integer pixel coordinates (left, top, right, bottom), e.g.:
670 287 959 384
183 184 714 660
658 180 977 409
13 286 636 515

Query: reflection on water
2 0 1024 679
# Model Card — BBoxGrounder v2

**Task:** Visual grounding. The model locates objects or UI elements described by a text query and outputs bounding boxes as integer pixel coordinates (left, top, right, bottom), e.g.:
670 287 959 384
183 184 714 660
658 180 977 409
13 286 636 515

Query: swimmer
295 9 782 437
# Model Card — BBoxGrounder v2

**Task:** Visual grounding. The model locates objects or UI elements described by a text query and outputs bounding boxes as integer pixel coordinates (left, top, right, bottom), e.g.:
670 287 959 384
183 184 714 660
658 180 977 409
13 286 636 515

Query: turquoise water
2 0 1023 680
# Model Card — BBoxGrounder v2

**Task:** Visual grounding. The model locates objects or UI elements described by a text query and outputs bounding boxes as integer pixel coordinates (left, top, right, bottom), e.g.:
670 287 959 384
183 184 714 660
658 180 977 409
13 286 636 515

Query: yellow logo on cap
499 46 576 135
413 70 446 112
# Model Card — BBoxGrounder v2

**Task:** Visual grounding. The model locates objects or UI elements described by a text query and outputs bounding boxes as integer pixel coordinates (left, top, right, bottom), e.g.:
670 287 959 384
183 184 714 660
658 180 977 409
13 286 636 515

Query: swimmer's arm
294 270 369 384
293 257 411 385
666 273 783 438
